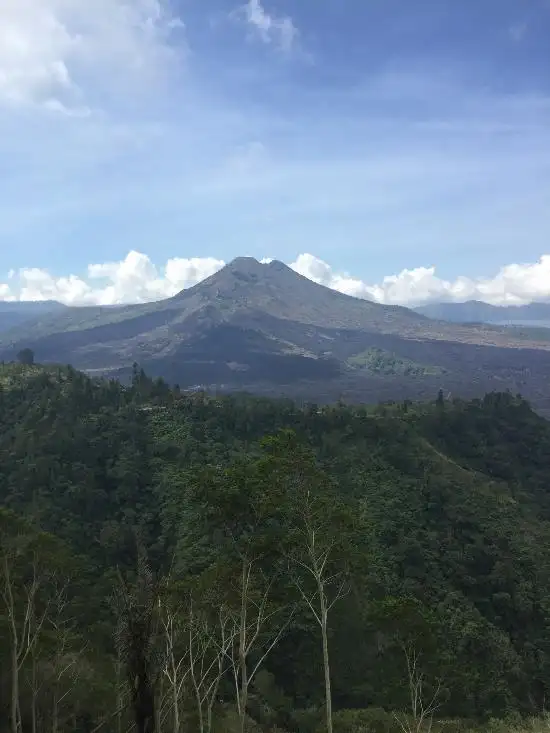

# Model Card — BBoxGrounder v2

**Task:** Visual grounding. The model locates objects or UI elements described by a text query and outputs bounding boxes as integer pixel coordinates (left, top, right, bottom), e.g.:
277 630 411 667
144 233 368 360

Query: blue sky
0 0 549 305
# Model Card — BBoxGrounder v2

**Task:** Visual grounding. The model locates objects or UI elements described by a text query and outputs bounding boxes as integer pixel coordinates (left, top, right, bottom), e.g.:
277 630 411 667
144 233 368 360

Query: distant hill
415 300 550 327
0 300 67 334
2 258 550 413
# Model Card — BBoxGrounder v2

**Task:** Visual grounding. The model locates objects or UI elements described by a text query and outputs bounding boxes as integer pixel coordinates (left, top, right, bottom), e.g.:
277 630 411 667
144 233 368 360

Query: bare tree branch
393 644 443 733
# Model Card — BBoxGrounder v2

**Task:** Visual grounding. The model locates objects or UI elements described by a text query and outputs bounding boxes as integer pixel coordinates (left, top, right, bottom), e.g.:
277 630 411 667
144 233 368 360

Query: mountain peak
173 256 297 301
227 257 292 275
228 256 266 274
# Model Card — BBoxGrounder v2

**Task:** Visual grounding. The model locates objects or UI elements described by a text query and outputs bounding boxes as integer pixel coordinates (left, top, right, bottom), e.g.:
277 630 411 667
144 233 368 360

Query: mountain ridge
0 299 67 334
3 259 548 346
2 257 550 413
415 299 550 325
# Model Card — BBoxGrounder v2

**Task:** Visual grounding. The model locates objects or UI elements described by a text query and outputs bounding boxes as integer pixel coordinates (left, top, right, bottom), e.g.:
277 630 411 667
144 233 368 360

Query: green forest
3 362 550 733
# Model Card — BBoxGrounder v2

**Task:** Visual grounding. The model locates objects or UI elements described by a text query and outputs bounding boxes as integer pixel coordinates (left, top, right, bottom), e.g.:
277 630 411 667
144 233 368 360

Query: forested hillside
2 363 550 733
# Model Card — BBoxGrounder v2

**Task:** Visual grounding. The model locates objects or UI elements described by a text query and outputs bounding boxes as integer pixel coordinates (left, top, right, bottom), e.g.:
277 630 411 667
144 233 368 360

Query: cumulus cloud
3 251 550 308
0 284 13 301
290 253 550 307
234 0 299 53
0 252 224 306
0 0 183 112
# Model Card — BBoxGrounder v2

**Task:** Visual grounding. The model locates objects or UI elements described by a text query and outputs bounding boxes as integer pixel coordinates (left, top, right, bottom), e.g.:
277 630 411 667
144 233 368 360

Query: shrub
316 707 397 733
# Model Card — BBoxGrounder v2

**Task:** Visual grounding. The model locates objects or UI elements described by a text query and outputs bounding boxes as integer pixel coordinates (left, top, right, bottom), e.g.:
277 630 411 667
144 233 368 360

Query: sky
0 0 549 307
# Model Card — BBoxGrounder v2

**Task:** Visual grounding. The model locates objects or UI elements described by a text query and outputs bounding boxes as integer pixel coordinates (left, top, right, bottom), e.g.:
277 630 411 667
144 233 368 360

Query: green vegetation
347 347 445 376
2 362 550 732
16 348 35 365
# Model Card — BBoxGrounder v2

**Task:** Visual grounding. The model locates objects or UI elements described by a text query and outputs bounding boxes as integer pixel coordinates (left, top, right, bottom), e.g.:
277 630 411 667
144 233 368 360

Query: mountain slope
0 300 67 334
2 257 548 349
2 258 550 411
415 300 550 326
0 257 437 343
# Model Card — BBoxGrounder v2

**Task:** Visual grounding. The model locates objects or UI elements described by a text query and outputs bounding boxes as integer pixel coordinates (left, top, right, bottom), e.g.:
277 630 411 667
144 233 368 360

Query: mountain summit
169 256 429 332
172 257 307 304
1 256 550 410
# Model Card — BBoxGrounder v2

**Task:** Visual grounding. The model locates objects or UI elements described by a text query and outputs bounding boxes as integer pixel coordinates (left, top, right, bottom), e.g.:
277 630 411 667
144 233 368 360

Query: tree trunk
132 667 156 733
239 558 249 733
52 695 59 733
30 654 40 733
116 654 123 733
11 645 20 733
172 677 180 733
31 655 38 733
206 655 223 733
319 585 332 733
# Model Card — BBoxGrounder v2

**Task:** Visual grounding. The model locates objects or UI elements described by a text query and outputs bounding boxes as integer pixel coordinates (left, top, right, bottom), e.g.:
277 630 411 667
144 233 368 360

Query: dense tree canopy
2 362 550 732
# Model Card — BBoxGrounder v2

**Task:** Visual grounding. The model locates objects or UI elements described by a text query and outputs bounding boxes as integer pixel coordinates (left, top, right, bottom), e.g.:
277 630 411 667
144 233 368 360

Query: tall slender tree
114 549 160 733
181 457 293 733
259 431 357 733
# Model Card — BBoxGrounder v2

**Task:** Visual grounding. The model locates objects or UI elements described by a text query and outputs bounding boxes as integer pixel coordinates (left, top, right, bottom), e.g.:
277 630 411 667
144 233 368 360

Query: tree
0 511 66 733
186 585 237 733
156 576 228 733
370 597 444 726
16 348 34 366
114 549 160 733
260 431 355 733
43 578 86 733
157 585 188 733
223 562 293 733
394 643 442 733
182 457 293 733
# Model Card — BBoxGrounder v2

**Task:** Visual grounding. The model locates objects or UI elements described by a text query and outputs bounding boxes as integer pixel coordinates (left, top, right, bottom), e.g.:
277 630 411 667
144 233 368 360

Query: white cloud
0 251 224 306
234 0 299 53
0 284 14 301
0 0 183 112
290 253 550 307
3 251 550 308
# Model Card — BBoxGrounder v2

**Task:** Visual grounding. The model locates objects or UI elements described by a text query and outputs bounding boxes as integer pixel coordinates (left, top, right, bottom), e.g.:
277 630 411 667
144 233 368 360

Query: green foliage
3 364 550 730
323 708 398 733
347 348 444 377
16 347 35 365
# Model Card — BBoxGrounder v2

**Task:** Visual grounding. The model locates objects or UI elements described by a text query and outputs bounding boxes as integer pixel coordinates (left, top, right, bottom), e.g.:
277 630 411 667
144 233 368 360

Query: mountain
0 300 67 334
415 300 550 327
2 257 550 412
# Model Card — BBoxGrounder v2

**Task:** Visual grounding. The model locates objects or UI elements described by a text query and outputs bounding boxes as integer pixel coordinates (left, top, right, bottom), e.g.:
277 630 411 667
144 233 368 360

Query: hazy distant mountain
2 258 550 413
0 301 67 334
414 300 550 327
